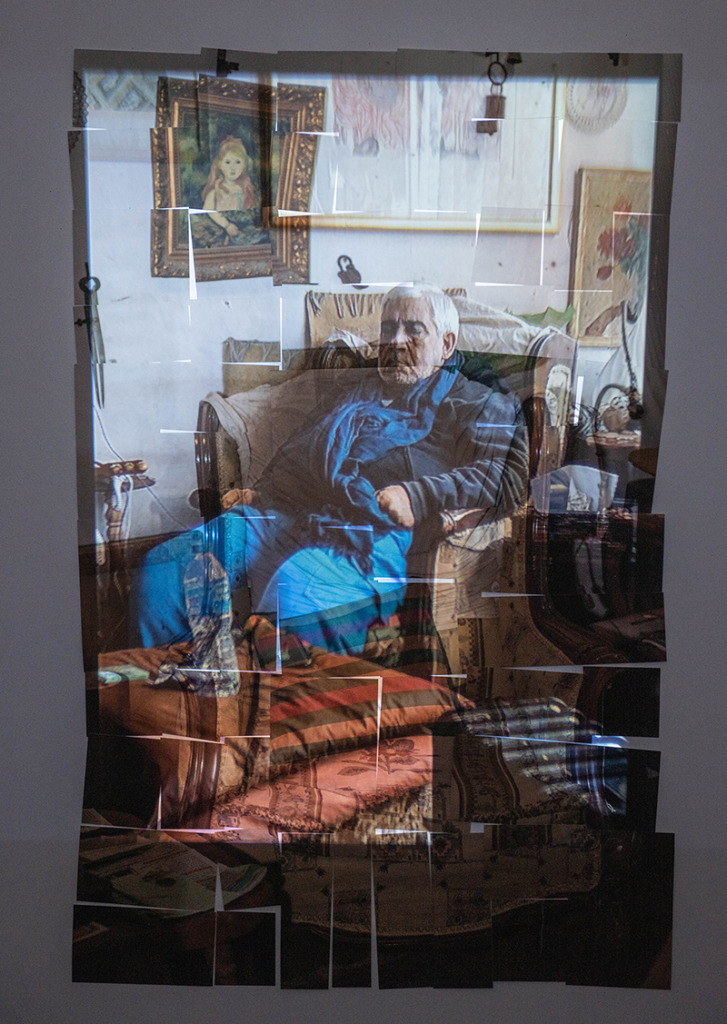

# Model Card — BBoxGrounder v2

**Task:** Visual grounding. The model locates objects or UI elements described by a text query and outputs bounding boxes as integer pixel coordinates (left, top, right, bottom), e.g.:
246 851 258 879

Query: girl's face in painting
220 150 246 183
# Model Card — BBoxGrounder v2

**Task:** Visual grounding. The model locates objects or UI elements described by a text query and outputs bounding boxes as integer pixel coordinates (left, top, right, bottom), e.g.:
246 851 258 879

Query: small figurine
337 254 365 287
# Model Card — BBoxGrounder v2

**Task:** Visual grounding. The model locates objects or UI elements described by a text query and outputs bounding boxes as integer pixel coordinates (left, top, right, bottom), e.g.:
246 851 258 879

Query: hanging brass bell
478 88 506 135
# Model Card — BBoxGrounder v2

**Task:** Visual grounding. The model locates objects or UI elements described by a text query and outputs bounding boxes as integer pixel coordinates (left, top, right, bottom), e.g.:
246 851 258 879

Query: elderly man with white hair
133 283 528 668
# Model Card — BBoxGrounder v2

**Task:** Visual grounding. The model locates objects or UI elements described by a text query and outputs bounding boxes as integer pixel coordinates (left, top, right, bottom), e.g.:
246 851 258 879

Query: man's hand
376 485 415 528
221 487 259 510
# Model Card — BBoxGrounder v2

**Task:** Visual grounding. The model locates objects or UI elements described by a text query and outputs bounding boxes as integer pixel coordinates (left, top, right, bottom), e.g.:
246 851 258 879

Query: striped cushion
270 655 472 766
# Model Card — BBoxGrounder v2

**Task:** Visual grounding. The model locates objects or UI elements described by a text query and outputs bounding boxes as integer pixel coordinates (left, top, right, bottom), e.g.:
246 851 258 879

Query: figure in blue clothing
132 284 528 667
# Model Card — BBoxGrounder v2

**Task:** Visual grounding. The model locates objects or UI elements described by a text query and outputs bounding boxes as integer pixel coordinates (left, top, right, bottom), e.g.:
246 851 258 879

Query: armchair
194 290 578 674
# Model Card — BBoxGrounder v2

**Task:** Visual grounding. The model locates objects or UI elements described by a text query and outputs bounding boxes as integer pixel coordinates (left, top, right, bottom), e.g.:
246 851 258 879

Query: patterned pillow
303 289 538 354
269 655 472 767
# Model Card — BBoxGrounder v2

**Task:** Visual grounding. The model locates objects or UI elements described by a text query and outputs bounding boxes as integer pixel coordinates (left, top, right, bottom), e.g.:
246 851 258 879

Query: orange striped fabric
270 668 471 765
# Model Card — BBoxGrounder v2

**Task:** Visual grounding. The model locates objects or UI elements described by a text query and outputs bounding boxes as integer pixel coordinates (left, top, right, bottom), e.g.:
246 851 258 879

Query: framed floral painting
569 167 652 346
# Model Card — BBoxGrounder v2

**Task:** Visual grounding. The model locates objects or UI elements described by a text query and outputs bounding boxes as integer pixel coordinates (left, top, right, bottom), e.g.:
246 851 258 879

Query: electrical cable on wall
93 406 190 532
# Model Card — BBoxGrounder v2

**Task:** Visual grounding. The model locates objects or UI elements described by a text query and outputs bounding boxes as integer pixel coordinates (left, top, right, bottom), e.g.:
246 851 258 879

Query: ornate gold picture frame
151 75 325 282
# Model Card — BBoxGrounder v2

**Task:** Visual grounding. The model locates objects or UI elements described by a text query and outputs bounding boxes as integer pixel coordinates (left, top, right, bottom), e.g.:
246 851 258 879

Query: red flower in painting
598 227 637 262
594 196 649 292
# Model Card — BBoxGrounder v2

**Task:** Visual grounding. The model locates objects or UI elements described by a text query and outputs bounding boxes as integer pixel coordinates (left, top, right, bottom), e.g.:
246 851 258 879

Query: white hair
382 283 459 340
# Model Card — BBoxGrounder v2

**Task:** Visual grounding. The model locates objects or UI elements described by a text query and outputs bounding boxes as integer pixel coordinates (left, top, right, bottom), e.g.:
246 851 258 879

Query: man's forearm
401 424 529 521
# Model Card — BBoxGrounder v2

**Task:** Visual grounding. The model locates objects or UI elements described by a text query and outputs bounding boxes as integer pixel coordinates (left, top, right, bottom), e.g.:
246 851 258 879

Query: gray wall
2 3 725 1022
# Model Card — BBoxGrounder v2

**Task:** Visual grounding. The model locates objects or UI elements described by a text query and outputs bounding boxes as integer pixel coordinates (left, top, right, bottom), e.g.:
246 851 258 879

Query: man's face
378 296 455 386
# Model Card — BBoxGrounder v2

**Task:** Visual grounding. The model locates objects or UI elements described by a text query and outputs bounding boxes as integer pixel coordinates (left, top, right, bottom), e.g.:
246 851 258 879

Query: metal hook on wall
76 264 106 407
486 54 508 89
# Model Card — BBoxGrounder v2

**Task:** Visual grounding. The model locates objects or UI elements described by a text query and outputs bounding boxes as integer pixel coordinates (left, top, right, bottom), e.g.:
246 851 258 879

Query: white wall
3 4 727 1024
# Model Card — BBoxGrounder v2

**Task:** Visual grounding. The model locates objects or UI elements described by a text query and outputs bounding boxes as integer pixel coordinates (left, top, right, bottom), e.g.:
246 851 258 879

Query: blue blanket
134 361 459 656
265 359 458 559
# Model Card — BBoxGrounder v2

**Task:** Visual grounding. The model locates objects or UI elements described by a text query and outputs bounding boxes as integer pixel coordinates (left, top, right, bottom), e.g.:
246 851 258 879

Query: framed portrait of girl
151 75 324 282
